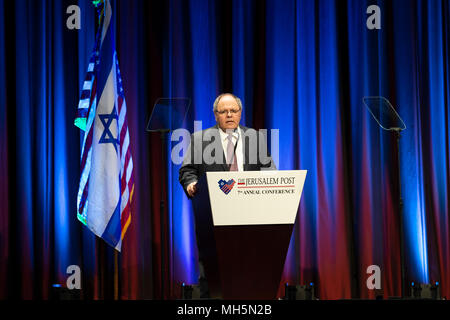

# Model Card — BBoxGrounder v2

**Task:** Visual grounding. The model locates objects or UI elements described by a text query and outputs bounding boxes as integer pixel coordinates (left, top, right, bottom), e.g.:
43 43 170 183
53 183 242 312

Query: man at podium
179 93 276 197
178 93 276 298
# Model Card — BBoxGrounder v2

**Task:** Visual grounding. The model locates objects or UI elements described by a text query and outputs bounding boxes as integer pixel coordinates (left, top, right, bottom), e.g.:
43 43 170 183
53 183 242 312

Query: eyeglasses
215 108 241 115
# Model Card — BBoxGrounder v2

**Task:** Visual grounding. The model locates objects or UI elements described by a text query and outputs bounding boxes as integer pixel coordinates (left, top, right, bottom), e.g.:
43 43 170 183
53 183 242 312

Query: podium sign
206 170 306 226
192 170 307 300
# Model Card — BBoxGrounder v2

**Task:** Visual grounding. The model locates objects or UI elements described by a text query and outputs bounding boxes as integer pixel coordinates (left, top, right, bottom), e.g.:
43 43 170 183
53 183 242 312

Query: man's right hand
187 181 198 197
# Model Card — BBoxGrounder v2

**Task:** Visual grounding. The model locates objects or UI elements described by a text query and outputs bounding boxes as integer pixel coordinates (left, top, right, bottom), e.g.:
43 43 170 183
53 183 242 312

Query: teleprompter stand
146 98 190 299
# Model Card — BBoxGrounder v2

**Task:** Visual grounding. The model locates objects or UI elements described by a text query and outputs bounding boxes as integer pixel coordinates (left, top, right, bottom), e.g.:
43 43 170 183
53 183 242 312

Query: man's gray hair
213 93 243 112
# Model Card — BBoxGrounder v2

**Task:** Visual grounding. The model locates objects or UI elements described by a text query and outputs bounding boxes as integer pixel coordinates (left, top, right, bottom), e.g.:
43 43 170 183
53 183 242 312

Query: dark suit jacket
179 125 276 196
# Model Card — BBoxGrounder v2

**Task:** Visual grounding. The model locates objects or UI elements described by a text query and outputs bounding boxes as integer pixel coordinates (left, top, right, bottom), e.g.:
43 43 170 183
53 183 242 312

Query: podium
191 170 307 299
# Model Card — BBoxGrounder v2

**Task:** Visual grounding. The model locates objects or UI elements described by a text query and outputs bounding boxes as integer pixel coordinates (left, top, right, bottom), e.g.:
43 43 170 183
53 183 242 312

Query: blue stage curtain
0 0 99 299
0 0 449 299
0 0 9 298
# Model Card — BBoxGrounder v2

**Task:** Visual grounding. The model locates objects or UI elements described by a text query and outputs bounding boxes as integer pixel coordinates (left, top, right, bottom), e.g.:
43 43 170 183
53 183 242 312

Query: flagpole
114 250 119 300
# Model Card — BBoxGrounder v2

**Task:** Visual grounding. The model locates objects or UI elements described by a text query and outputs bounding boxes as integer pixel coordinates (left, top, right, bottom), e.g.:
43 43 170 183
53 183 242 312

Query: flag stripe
120 130 130 167
78 177 89 215
96 21 114 102
120 151 131 191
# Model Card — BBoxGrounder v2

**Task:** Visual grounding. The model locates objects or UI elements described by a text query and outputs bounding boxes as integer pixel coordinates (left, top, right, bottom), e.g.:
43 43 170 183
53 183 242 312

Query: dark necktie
227 133 238 171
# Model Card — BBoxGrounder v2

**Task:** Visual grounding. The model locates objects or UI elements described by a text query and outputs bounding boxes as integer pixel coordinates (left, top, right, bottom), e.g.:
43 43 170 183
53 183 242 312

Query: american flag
218 179 236 195
75 0 134 251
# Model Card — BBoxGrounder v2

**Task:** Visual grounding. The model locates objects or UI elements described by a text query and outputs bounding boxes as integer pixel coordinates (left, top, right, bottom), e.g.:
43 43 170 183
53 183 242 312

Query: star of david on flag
98 107 120 152
75 0 134 251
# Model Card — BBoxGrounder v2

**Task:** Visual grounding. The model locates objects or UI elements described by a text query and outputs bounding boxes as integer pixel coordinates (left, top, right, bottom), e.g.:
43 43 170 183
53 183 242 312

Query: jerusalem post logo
218 179 236 195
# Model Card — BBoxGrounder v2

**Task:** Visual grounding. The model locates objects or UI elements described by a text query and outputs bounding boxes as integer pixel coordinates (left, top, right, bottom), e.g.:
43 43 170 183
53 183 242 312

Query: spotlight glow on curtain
0 0 449 299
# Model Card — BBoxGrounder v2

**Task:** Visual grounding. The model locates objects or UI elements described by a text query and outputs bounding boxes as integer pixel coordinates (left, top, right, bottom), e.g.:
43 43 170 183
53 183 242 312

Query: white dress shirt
219 127 244 171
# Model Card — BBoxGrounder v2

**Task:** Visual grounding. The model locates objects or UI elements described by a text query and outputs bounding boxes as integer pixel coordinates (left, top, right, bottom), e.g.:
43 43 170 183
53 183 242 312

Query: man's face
214 95 242 131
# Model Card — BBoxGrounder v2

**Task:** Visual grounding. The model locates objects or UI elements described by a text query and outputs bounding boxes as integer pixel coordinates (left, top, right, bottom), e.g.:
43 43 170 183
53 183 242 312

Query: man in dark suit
179 93 276 197
178 93 276 298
